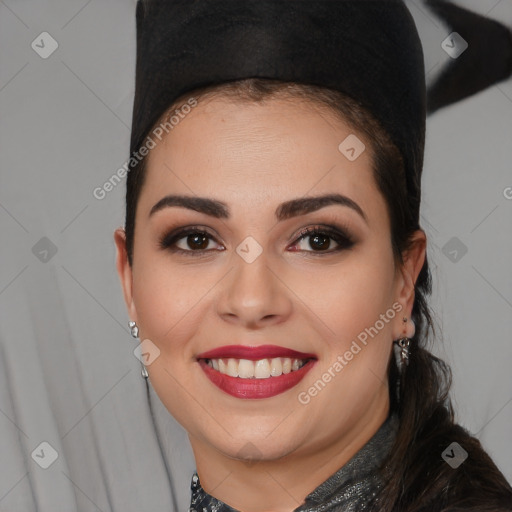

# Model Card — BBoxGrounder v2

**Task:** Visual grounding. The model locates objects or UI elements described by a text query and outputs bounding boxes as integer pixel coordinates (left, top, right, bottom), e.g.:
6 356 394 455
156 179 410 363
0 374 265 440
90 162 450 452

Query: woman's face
115 95 422 467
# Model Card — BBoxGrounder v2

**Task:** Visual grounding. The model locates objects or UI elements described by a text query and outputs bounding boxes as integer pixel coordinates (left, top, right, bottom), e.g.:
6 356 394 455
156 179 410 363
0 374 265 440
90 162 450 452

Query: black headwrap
130 0 512 225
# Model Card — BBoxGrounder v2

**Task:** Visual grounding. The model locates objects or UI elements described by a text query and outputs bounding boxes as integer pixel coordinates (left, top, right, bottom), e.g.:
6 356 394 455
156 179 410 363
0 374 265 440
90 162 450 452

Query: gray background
0 0 511 511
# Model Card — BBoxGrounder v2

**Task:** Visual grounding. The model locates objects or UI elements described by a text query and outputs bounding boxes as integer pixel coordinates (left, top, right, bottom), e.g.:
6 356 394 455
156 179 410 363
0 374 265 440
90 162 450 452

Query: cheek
295 248 397 413
289 250 396 345
294 259 396 428
131 252 208 354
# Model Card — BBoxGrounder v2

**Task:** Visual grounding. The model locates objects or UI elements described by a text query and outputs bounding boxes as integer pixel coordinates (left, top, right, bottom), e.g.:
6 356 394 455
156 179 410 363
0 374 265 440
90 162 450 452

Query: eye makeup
157 220 356 257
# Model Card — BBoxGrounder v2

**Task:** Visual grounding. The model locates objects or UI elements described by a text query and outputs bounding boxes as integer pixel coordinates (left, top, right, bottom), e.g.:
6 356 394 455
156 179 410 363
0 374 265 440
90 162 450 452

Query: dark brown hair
124 78 512 511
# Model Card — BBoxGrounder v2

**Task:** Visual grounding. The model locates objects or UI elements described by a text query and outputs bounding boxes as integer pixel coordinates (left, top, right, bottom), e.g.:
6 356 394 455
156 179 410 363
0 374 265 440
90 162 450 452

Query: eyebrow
149 193 367 224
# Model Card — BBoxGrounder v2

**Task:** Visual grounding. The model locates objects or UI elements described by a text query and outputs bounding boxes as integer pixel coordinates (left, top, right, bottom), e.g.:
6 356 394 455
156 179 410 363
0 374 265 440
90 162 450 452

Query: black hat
130 0 512 224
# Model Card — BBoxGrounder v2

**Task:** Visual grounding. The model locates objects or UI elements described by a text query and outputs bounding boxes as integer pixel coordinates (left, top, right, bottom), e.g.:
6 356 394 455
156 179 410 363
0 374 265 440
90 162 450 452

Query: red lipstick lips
196 344 317 399
196 344 316 361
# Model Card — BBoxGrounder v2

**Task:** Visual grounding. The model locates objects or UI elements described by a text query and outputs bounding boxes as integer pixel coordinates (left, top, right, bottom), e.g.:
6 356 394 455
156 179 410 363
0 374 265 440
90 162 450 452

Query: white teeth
238 359 254 378
270 358 282 377
226 358 238 377
254 359 271 379
206 357 308 378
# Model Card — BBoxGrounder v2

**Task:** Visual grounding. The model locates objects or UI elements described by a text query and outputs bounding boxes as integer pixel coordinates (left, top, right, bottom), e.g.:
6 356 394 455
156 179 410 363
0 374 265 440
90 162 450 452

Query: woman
114 1 512 510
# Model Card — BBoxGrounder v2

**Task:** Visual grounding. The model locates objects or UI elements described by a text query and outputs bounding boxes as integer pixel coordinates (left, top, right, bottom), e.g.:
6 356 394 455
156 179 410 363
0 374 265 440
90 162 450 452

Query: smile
196 345 317 399
205 357 307 378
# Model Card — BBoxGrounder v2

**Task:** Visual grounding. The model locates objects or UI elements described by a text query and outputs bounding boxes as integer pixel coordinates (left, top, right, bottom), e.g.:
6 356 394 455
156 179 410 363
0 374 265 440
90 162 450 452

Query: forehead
138 96 386 224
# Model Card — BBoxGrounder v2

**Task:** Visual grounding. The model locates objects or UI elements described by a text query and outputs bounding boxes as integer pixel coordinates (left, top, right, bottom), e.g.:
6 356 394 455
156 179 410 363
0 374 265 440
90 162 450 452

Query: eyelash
158 224 355 257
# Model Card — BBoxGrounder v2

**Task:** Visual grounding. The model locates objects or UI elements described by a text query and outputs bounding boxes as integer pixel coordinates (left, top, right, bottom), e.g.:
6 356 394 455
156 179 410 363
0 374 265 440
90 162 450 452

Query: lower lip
198 359 316 399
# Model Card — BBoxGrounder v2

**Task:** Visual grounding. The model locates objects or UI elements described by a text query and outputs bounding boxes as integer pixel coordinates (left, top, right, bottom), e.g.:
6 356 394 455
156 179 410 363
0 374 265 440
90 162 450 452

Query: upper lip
196 344 317 361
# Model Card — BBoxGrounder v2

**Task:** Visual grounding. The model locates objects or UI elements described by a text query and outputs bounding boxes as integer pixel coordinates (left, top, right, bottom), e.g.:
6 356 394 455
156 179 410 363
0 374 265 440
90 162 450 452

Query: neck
189 386 390 512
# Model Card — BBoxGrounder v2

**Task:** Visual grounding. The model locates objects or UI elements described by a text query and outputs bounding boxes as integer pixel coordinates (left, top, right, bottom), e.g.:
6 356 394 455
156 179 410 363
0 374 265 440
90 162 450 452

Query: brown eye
292 226 354 254
159 227 223 255
182 232 210 250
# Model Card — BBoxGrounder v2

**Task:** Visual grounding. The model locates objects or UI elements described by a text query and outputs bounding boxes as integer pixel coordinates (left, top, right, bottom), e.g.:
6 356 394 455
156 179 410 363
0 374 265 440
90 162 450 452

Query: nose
216 246 293 329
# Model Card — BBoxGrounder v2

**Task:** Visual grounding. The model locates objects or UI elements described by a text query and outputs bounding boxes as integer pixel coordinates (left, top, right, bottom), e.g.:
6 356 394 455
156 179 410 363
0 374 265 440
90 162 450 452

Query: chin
191 419 307 460
221 436 301 464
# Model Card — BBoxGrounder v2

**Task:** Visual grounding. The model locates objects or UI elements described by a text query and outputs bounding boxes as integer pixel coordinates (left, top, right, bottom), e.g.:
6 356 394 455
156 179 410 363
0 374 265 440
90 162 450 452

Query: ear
114 227 137 322
394 229 426 336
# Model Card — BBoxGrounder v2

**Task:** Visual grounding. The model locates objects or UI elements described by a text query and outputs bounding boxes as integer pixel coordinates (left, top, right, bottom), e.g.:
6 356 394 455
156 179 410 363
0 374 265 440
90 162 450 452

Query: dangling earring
394 316 413 369
395 336 410 367
129 320 149 379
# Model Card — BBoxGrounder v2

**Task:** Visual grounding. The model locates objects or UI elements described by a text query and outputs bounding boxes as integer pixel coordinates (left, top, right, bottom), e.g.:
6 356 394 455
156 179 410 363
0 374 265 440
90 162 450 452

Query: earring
129 320 139 338
395 336 411 367
128 320 149 379
394 316 413 368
